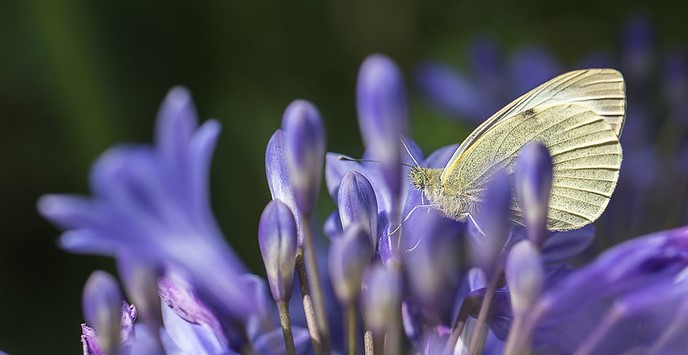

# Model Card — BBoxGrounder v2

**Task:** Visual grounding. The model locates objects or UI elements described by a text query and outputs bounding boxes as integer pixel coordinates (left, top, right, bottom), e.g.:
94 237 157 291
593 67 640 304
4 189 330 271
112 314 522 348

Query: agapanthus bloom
36 50 688 355
40 88 309 354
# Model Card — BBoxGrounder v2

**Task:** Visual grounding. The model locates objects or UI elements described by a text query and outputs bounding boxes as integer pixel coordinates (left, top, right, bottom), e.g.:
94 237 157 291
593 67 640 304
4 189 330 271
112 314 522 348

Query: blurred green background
0 0 685 353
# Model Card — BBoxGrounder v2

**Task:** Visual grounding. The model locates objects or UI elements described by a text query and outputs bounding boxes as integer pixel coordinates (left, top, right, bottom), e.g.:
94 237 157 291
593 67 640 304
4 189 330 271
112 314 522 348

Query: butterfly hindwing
442 103 622 231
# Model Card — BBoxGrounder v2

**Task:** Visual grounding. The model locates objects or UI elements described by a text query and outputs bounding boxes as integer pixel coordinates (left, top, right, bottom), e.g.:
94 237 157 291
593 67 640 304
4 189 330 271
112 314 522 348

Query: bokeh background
1 1 686 353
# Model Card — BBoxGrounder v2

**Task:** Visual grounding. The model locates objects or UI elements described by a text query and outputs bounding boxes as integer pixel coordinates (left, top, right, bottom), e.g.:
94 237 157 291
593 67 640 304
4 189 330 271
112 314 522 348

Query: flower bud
362 264 401 335
282 100 325 216
515 142 553 247
258 200 298 302
505 240 543 314
472 170 511 273
356 54 409 198
338 171 378 250
329 224 374 304
82 271 124 355
405 213 461 314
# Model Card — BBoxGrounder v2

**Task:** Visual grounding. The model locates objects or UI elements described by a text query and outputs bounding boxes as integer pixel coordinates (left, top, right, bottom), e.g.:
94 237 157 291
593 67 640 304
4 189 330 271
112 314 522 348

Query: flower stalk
277 301 297 355
295 247 324 355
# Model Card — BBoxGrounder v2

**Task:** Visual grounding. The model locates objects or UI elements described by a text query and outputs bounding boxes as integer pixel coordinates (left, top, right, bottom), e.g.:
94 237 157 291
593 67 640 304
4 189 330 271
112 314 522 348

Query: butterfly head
409 166 442 193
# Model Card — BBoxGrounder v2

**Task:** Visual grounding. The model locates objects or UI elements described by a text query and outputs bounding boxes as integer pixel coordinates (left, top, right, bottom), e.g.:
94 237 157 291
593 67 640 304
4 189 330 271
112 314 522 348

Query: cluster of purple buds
34 50 688 355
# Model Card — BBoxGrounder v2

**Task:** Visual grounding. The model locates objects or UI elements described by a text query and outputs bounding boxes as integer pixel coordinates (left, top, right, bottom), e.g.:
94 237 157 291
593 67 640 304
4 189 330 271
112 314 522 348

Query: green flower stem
295 248 324 355
277 301 296 355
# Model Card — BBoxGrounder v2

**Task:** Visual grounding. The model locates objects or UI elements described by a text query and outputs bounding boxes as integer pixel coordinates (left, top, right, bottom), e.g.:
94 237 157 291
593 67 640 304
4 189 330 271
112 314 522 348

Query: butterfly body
409 166 473 221
411 69 626 231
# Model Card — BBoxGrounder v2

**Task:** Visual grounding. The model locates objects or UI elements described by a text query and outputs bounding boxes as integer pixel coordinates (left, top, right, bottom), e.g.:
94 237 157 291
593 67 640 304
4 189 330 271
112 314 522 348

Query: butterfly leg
464 213 486 237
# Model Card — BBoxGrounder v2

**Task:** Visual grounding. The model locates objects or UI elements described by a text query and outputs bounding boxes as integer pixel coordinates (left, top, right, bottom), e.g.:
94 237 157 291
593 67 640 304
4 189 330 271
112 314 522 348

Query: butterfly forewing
441 69 625 184
443 103 622 231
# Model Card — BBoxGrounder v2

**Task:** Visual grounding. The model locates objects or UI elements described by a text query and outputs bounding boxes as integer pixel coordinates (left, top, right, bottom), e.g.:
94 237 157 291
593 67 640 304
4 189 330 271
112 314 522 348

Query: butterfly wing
441 69 625 183
442 103 622 231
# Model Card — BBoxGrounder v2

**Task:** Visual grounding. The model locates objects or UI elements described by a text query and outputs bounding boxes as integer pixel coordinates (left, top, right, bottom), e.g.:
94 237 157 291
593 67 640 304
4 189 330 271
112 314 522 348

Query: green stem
346 304 357 355
468 266 502 355
444 293 480 354
277 301 296 355
295 248 324 355
301 215 332 353
503 301 547 355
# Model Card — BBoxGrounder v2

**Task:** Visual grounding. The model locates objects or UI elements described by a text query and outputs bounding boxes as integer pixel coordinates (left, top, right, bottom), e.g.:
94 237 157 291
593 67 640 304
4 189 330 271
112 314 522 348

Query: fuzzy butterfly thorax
409 166 472 222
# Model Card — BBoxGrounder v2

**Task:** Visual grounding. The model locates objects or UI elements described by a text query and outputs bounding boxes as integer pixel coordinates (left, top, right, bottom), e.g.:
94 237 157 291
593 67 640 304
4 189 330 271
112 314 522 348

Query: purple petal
472 170 512 273
621 14 654 82
155 87 198 169
357 54 408 198
508 46 560 96
158 275 223 339
265 130 302 241
404 212 463 319
662 50 688 110
323 211 343 239
253 326 311 355
540 225 595 264
415 61 489 122
187 119 222 225
514 142 553 246
81 324 103 355
160 299 227 354
424 144 459 169
469 35 505 100
532 227 688 353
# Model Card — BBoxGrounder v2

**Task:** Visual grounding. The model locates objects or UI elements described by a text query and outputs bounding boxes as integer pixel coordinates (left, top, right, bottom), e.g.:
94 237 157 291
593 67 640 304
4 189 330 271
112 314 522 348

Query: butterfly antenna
401 138 421 168
337 155 380 164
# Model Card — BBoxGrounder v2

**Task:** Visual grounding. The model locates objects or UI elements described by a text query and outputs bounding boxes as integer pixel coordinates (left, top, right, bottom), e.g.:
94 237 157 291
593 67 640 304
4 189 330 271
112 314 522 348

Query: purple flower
38 87 258 346
527 227 688 354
